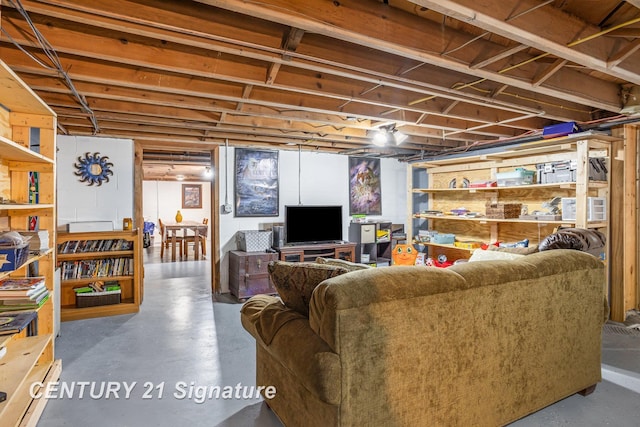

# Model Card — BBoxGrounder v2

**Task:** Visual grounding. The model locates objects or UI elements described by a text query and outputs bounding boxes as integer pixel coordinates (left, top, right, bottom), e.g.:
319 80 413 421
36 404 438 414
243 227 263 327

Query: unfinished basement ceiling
2 0 640 160
142 149 212 181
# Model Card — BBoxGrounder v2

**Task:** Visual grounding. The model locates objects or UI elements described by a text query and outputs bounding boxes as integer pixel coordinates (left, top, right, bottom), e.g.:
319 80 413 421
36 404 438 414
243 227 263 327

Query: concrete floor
37 247 640 426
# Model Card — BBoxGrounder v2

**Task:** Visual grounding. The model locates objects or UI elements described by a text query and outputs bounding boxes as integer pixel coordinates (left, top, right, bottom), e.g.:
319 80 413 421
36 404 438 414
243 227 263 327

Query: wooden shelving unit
57 230 143 321
0 59 61 427
408 133 614 263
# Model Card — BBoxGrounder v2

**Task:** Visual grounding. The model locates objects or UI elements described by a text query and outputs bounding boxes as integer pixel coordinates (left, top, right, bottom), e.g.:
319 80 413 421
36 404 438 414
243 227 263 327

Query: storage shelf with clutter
407 133 614 267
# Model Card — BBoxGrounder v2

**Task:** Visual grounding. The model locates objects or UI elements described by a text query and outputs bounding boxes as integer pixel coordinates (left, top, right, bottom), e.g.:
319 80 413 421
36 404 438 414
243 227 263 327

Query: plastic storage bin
495 168 535 186
431 233 455 244
536 158 607 184
561 197 606 221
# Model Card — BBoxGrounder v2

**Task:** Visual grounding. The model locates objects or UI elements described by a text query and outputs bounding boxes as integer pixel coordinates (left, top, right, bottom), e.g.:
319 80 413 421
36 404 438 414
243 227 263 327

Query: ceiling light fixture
371 124 408 146
175 174 185 181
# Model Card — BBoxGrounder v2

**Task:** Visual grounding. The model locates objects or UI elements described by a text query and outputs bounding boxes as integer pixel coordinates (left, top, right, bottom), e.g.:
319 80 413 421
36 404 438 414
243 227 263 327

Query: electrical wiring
3 0 99 134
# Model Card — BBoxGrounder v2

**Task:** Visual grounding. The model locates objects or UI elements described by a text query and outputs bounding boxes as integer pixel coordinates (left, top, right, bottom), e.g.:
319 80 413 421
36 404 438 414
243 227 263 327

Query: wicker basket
76 290 121 308
485 202 522 219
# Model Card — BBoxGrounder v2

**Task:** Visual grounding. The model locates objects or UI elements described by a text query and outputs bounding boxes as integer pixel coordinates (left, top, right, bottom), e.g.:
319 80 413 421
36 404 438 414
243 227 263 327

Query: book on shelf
0 284 49 302
58 238 134 254
61 258 133 280
0 310 38 336
0 276 46 298
0 292 50 312
74 281 121 295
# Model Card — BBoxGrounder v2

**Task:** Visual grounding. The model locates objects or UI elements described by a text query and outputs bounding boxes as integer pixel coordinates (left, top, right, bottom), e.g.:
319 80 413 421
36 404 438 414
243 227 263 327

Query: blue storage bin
431 233 455 244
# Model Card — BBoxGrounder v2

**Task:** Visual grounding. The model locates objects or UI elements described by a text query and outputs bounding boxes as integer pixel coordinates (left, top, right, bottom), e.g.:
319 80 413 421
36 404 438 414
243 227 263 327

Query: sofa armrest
241 294 341 405
240 295 304 345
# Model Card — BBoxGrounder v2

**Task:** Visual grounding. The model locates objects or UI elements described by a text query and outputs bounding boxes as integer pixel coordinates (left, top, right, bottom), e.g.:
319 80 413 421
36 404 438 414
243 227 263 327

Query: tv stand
278 242 356 263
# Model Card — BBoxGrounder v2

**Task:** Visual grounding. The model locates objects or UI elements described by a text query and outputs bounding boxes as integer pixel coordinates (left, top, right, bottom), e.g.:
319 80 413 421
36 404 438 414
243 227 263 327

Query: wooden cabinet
349 221 392 266
229 251 278 301
57 230 143 321
0 59 61 426
408 134 614 264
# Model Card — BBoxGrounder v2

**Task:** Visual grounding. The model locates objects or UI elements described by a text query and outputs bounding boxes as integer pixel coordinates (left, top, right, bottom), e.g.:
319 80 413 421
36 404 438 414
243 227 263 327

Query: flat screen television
285 205 343 245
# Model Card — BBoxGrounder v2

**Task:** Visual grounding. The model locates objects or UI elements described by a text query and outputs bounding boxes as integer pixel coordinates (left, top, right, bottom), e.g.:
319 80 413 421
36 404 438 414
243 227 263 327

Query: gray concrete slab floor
37 248 640 426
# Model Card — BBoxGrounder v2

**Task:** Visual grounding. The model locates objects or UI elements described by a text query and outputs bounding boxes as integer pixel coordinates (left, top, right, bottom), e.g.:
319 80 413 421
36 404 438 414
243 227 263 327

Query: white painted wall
57 136 134 229
215 147 408 293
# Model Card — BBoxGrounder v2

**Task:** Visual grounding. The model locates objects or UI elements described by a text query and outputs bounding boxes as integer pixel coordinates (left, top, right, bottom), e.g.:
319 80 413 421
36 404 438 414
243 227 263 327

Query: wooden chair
183 218 208 258
158 218 184 259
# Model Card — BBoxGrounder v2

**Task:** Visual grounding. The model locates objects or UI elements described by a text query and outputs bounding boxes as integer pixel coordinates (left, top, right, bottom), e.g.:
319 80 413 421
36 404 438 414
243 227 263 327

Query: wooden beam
133 141 144 301
608 39 640 69
532 58 568 87
610 128 625 321
197 0 622 112
6 0 572 118
407 0 640 85
211 146 220 294
470 44 529 69
623 125 638 314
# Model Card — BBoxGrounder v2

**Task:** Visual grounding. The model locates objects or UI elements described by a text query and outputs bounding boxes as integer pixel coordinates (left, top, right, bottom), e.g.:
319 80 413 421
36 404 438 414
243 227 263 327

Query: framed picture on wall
234 148 279 217
182 184 202 209
348 157 382 215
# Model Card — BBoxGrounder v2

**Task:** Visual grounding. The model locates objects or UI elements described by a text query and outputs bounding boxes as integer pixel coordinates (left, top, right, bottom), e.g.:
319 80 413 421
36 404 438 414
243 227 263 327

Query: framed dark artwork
348 157 382 215
182 184 202 209
234 148 279 217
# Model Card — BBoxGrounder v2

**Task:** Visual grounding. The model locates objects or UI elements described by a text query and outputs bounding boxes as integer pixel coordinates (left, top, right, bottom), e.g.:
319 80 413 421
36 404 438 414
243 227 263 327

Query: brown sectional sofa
241 249 608 426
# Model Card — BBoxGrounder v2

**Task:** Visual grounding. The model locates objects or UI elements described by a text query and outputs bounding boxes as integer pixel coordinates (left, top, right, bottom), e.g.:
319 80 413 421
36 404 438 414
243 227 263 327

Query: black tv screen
285 205 343 245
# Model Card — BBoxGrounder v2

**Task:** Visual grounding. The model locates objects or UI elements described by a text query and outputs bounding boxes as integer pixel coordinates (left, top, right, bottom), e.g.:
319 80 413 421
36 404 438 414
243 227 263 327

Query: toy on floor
392 244 418 265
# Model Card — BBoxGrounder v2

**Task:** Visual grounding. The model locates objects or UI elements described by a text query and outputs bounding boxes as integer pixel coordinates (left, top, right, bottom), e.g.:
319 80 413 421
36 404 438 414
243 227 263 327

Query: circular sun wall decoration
74 152 114 186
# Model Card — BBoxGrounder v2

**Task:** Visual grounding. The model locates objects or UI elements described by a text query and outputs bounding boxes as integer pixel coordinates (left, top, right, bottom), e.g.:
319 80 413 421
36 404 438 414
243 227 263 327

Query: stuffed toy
392 243 418 266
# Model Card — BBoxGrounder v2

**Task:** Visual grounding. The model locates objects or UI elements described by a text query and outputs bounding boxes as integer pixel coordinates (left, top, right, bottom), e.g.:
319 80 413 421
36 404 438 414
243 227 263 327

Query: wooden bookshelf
0 59 60 427
57 230 143 321
408 134 613 264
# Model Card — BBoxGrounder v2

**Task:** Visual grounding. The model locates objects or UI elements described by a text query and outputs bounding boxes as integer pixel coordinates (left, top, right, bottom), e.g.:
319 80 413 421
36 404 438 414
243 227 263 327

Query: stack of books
0 310 38 336
18 230 50 252
0 276 50 312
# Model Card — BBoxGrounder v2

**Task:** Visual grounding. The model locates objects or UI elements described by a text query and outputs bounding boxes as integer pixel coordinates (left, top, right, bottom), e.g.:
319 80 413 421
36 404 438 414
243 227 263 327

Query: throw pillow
268 261 349 316
314 257 371 271
468 249 525 262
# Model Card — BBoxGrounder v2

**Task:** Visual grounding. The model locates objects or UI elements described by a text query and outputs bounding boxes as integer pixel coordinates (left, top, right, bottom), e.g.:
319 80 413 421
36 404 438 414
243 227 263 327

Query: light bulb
372 130 388 146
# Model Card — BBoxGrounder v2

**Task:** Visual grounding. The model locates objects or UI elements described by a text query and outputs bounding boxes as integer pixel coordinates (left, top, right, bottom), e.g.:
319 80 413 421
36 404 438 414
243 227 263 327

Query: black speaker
273 226 284 248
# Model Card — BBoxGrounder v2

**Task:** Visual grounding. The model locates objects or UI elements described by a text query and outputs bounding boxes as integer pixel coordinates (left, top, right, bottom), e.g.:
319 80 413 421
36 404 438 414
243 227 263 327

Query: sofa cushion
468 249 525 262
268 261 349 316
315 257 371 271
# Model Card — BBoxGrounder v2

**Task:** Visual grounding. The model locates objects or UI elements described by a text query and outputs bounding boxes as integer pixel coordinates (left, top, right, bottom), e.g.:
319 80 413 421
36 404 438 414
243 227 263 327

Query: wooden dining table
164 220 208 261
